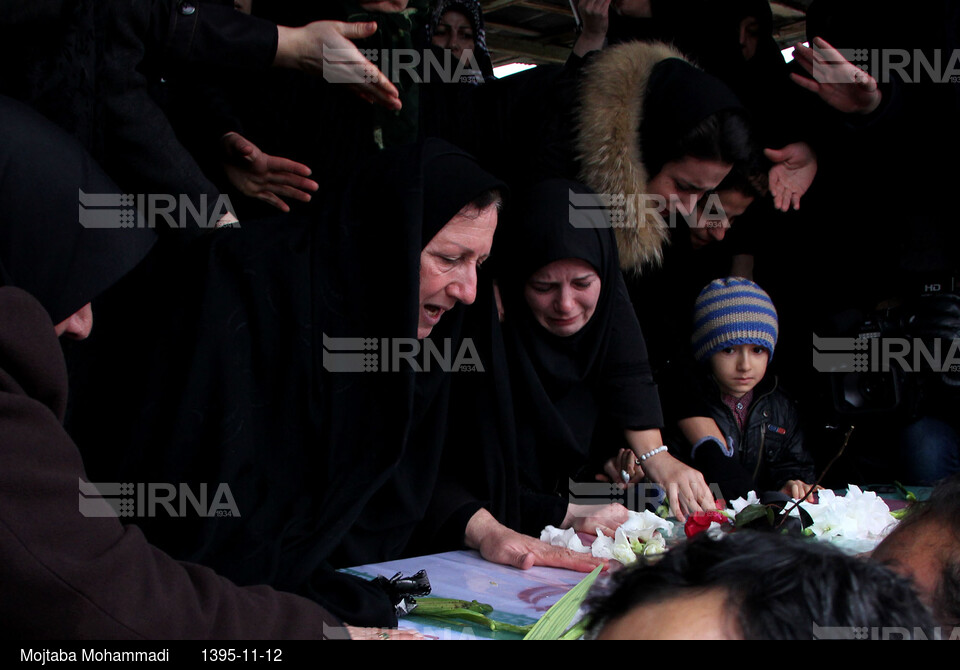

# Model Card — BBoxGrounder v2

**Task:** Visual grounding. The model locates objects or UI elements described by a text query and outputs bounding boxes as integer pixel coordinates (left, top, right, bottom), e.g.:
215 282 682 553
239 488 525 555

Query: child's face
709 344 769 398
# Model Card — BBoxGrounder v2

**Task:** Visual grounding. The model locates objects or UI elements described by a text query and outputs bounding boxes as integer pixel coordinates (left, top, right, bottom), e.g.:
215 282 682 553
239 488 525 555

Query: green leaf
523 565 603 641
412 598 494 616
734 503 770 528
559 617 591 641
893 481 918 502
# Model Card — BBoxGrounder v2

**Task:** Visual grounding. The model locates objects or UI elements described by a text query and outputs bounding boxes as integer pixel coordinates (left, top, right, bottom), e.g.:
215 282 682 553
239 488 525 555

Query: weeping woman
446 180 716 541
68 139 600 628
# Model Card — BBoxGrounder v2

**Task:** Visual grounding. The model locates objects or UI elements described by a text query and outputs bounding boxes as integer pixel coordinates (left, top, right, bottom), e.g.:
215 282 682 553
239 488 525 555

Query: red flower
684 510 731 538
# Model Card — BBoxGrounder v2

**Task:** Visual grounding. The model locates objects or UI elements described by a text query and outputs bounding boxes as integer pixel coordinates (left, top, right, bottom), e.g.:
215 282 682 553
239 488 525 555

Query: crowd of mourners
1 0 958 640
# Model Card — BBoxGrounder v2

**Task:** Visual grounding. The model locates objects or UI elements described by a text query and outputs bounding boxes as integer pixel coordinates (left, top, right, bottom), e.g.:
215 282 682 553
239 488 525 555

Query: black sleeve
518 489 568 538
0 287 345 640
599 277 665 431
157 2 276 69
99 1 278 232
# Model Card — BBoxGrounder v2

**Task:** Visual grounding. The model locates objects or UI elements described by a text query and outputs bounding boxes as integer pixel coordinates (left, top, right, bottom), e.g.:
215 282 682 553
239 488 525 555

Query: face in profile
648 157 733 218
739 16 761 61
709 343 769 398
54 303 93 340
523 258 601 337
689 188 755 248
431 9 476 64
418 203 498 339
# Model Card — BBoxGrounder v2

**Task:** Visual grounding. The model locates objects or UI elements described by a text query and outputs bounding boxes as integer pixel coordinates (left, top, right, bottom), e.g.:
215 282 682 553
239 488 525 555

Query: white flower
611 528 637 565
621 509 673 534
730 491 760 514
799 484 897 542
539 525 591 553
538 509 675 564
705 521 725 539
641 532 667 556
590 529 614 560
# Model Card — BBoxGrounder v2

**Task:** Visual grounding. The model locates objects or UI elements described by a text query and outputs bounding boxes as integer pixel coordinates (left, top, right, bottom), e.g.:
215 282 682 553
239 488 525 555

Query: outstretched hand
465 509 605 573
275 21 402 110
764 141 818 212
221 132 318 213
791 37 882 114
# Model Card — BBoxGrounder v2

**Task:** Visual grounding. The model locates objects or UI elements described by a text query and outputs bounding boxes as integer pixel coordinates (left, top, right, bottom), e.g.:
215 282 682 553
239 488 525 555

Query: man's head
872 474 960 628
588 531 935 639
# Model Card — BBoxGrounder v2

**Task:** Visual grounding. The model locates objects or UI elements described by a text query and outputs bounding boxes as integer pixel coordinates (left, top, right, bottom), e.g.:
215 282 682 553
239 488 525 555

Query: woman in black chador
445 180 717 539
69 138 505 626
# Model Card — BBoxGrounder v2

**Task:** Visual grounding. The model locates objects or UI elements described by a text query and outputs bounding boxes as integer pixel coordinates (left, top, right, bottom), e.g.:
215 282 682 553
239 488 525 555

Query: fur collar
576 41 688 274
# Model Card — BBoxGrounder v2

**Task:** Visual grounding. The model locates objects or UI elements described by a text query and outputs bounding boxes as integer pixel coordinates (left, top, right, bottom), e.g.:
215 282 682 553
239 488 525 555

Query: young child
683 277 816 500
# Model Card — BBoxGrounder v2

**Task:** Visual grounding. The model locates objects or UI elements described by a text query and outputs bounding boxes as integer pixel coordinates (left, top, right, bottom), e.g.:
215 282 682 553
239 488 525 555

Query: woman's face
431 9 476 63
418 202 498 339
690 188 755 248
648 157 733 217
739 16 761 61
524 258 601 337
54 303 93 340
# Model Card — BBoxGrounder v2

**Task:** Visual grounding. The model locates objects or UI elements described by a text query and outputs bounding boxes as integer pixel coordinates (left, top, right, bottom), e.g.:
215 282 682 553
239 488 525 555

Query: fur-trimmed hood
575 41 687 274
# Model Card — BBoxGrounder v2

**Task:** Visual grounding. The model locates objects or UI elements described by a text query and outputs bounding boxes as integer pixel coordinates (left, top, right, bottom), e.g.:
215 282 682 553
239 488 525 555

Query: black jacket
682 372 816 492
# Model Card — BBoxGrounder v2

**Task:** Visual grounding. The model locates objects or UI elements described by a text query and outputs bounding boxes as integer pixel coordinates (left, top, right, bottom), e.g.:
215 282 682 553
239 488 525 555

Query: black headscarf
424 0 495 81
0 95 156 324
330 140 507 567
68 138 504 625
495 180 663 531
639 58 746 177
696 0 801 148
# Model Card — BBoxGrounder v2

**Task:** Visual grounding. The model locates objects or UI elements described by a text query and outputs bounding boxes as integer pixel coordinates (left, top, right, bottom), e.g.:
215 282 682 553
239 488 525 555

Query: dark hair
644 108 754 179
685 109 753 166
715 135 770 198
873 473 960 627
587 531 935 639
469 188 503 213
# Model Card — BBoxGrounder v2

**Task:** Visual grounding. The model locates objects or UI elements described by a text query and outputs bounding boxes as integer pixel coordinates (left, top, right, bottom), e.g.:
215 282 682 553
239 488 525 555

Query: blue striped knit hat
692 277 778 363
